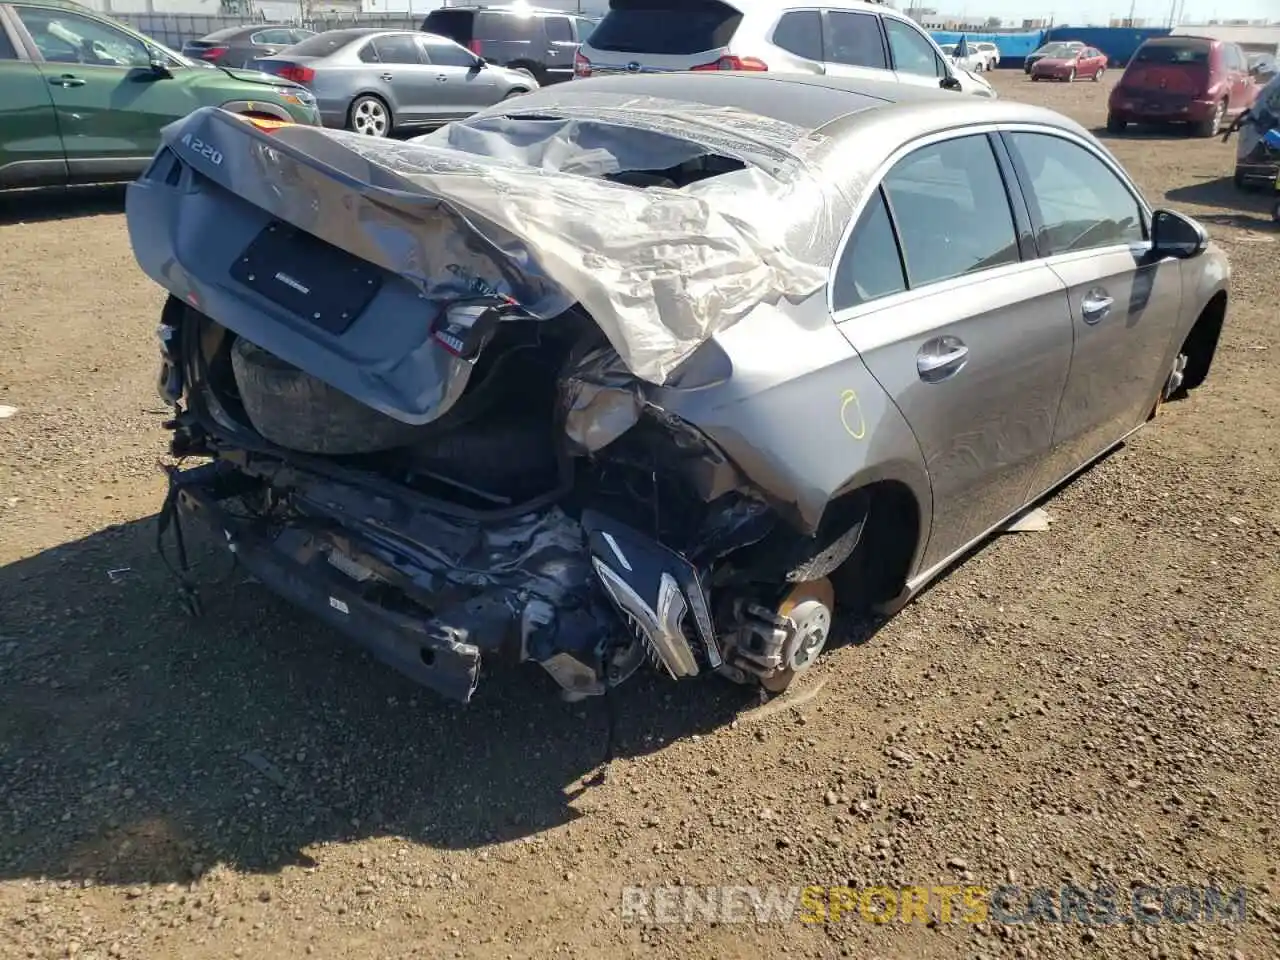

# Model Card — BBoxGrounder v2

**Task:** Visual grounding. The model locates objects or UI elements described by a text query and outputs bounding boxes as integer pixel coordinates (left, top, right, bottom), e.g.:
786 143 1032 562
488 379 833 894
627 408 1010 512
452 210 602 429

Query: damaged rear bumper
165 457 723 703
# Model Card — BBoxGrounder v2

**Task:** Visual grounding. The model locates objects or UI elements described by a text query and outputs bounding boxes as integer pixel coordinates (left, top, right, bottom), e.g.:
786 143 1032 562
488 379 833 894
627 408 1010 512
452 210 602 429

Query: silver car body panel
128 72 1229 601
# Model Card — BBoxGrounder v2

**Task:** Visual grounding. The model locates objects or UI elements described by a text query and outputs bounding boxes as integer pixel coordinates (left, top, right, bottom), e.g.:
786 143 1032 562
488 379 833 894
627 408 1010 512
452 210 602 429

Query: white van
574 0 996 99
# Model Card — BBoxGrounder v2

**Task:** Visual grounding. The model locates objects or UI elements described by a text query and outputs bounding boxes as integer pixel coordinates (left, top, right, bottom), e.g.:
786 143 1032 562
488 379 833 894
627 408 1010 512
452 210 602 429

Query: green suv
0 0 319 190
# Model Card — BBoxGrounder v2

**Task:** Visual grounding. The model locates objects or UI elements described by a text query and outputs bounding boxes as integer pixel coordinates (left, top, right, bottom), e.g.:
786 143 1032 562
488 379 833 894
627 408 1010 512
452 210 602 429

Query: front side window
1007 132 1145 255
772 10 822 62
832 187 907 310
882 135 1020 287
16 7 150 67
825 10 886 69
884 17 943 77
422 39 475 68
373 34 423 65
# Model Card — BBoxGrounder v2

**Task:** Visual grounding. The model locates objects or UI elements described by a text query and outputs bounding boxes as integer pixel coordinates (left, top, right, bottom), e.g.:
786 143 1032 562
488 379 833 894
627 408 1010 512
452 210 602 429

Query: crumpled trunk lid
127 105 828 427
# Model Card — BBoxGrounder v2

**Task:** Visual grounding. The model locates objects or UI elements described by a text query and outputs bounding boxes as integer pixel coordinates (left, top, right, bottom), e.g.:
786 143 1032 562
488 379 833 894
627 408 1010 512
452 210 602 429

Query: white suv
574 0 995 98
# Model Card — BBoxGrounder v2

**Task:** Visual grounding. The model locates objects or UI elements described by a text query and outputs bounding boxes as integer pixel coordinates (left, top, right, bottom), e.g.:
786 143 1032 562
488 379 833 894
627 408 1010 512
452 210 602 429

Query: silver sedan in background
252 28 538 136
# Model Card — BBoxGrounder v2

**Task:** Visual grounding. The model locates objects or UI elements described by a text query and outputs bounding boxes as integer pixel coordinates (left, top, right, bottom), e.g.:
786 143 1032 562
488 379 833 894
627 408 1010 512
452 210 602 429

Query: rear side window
290 29 315 43
884 17 944 77
772 10 822 62
421 10 474 45
252 28 294 45
825 10 886 70
832 188 907 310
1134 43 1209 64
373 34 422 64
475 12 540 43
882 136 1019 288
357 41 378 63
588 0 742 55
1007 133 1144 255
545 16 573 43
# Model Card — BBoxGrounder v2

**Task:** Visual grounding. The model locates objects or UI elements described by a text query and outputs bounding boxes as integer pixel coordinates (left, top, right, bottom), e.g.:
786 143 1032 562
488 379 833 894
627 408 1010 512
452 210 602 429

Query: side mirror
940 74 962 91
471 57 486 71
147 47 172 77
1151 209 1208 259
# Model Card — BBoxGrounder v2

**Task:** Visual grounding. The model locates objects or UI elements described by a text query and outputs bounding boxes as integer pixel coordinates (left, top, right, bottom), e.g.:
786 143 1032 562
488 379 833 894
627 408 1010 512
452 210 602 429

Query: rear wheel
1195 99 1226 138
1093 66 1105 81
348 95 391 137
1067 67 1076 82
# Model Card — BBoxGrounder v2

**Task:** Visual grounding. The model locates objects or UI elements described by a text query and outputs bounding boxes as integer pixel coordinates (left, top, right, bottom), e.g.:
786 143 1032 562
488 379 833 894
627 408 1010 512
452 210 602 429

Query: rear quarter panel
654 292 933 559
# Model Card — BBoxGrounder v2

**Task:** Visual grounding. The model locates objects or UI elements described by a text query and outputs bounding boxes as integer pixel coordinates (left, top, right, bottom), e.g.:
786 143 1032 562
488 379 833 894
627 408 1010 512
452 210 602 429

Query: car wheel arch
1179 290 1227 393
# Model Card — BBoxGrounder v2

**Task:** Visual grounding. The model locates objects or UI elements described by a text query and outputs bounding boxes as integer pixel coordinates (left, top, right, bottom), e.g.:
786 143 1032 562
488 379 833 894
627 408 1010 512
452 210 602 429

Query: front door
0 15 66 187
12 5 194 172
882 16 955 94
832 133 1075 572
1002 131 1184 496
418 36 498 115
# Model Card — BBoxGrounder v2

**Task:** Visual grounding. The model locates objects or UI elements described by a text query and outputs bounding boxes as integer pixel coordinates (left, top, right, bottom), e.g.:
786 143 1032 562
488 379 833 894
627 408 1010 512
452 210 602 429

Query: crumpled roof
194 94 846 384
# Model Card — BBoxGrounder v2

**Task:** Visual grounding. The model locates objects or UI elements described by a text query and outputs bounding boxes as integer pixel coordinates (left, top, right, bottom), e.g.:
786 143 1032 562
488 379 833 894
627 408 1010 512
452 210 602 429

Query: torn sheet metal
153 97 842 385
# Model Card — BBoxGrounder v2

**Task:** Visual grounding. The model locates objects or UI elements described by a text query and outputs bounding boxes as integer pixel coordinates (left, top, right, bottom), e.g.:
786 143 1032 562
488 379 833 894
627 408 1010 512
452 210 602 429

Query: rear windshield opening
587 0 742 56
1135 43 1210 65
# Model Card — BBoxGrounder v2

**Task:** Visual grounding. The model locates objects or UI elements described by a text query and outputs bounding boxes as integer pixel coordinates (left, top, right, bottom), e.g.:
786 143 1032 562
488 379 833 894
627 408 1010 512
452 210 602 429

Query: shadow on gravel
0 185 127 225
0 514 878 886
1163 176 1276 228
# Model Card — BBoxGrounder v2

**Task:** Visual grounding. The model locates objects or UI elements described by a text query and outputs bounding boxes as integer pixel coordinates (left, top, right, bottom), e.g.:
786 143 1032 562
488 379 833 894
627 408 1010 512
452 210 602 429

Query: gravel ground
1 72 1278 960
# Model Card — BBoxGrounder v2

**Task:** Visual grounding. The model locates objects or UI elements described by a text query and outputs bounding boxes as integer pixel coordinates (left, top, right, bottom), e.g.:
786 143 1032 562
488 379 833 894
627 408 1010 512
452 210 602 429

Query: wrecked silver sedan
127 74 1229 703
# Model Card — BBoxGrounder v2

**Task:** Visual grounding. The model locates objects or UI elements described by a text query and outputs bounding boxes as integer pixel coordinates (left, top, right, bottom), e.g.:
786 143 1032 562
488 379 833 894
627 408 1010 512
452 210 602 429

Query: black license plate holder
230 221 384 335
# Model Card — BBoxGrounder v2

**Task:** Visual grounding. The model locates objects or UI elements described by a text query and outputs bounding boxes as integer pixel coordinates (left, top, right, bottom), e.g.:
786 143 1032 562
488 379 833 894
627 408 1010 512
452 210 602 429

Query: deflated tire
230 337 424 455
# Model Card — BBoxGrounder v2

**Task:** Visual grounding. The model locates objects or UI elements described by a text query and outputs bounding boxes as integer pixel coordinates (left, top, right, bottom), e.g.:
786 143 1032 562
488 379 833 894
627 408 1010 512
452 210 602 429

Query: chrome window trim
826 121 1154 320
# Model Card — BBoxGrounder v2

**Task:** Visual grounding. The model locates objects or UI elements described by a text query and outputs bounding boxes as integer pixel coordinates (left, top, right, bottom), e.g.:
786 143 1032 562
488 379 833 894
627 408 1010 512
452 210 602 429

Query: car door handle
436 74 449 82
1081 290 1114 324
916 336 969 382
49 74 85 87
379 73 394 82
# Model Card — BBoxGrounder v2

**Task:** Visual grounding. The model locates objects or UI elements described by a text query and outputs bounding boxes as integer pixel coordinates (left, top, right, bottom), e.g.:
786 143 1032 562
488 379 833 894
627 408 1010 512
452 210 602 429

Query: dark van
420 6 595 85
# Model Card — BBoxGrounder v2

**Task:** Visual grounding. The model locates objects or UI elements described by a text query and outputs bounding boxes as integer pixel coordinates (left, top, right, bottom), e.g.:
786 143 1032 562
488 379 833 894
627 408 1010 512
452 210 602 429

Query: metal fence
113 12 434 49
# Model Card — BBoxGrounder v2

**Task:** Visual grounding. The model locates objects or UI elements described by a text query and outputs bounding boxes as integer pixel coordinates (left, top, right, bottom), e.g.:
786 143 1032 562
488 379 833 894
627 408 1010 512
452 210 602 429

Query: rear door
579 0 745 75
542 14 576 83
11 4 196 176
818 8 893 84
0 9 66 187
371 32 438 124
832 133 1075 572
882 15 954 93
1003 130 1183 495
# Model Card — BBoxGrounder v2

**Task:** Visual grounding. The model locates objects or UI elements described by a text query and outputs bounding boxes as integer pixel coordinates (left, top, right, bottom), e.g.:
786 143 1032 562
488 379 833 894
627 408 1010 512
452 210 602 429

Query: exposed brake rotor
760 577 835 693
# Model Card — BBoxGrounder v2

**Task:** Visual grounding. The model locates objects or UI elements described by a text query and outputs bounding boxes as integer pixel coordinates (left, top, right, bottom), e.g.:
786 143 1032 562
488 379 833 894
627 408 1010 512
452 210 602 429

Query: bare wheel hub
761 578 834 693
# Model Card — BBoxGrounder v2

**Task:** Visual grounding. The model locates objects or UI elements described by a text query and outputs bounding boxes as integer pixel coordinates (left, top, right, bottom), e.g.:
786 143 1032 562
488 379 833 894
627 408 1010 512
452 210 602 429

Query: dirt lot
1 71 1278 960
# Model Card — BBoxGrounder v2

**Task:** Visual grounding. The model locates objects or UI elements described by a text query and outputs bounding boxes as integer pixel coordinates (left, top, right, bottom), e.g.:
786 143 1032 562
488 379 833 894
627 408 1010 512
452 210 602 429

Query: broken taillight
690 55 768 72
198 46 228 61
574 50 591 78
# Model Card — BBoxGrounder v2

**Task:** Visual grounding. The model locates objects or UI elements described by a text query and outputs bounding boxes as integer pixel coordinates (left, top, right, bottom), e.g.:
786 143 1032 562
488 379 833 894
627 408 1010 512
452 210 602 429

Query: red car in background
1107 36 1257 137
1031 45 1108 82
